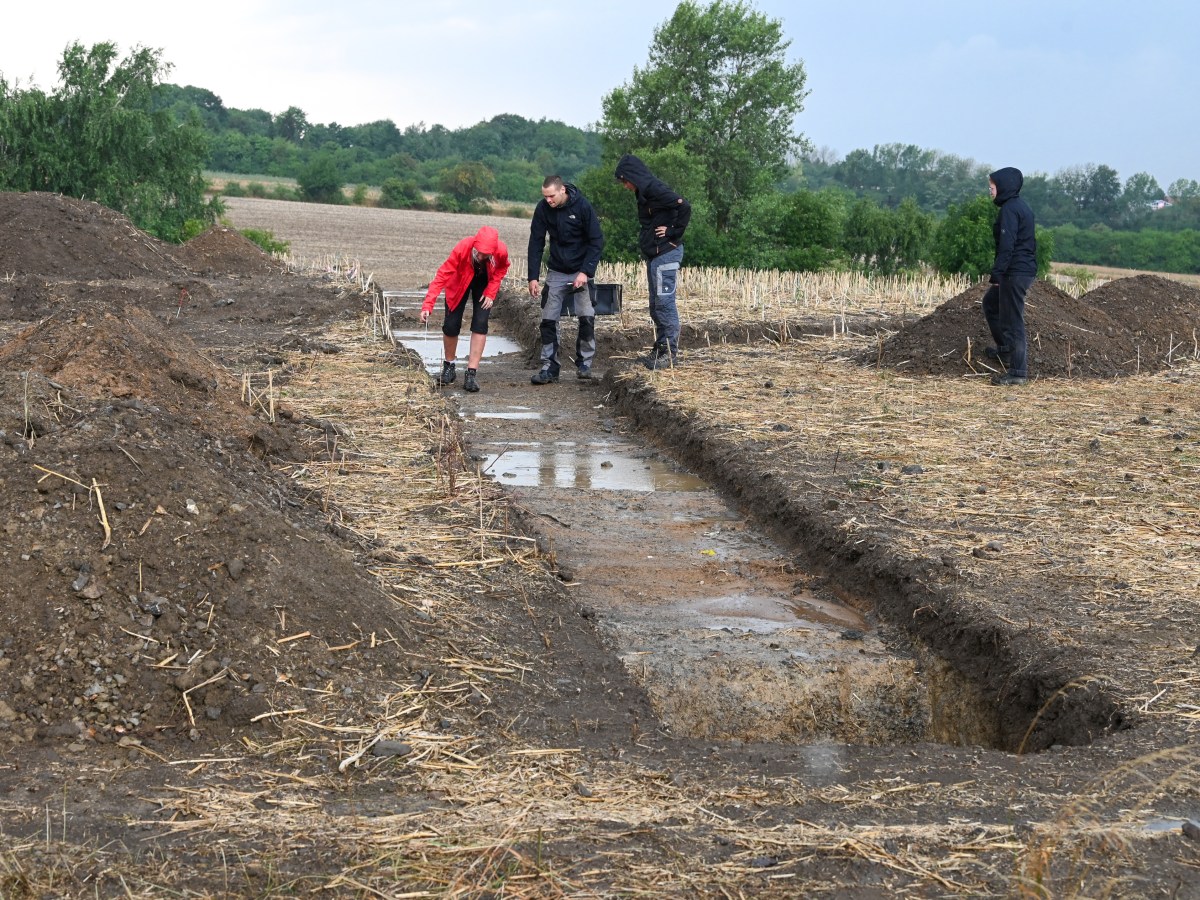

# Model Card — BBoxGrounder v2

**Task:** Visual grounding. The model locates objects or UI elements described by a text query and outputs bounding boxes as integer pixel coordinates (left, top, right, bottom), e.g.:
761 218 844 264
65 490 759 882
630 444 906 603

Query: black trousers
442 268 490 337
982 275 1033 378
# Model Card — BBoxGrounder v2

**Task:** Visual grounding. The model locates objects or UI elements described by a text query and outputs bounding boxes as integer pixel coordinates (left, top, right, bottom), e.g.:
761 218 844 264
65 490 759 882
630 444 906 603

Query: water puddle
1142 818 1198 834
666 590 867 634
392 329 523 372
473 408 544 421
479 441 707 492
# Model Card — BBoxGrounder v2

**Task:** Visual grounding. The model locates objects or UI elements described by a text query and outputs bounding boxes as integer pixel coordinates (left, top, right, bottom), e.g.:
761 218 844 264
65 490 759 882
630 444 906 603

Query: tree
930 195 999 278
0 41 219 242
272 106 309 143
1117 172 1164 227
842 197 933 274
1167 179 1200 201
437 161 495 210
600 0 808 232
297 152 343 203
776 189 845 270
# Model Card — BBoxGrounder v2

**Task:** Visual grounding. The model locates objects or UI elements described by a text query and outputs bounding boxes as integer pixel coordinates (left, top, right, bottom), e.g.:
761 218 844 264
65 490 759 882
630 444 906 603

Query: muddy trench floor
0 196 1196 897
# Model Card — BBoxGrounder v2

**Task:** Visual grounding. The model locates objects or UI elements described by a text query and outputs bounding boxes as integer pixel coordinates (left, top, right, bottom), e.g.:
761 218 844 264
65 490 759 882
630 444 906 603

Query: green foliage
1035 227 1054 277
238 228 289 255
930 195 997 277
805 143 990 212
378 177 424 209
600 0 808 232
181 219 208 242
0 40 220 242
777 189 847 271
297 152 343 203
843 197 933 274
438 161 495 206
1049 224 1200 273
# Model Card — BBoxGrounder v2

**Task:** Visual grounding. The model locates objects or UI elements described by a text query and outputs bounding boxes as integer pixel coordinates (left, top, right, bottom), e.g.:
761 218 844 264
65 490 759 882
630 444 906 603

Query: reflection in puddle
391 330 523 372
672 591 867 634
480 442 707 492
1142 818 1197 833
474 408 544 421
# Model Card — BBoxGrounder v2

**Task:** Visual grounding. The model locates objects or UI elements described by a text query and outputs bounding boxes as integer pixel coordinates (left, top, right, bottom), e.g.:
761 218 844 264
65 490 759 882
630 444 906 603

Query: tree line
3 2 1197 277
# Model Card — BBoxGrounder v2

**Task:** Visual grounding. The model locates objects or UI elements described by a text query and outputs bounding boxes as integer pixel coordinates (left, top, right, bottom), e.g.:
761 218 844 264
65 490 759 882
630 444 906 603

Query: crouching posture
420 226 510 393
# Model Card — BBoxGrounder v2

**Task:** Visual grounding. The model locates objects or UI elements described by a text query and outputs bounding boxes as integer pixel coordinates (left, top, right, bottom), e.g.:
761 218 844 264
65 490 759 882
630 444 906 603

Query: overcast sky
2 0 1195 189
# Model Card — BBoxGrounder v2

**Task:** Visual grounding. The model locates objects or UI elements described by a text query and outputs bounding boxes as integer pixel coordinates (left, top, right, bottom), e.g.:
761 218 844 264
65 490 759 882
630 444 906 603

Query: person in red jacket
420 226 510 392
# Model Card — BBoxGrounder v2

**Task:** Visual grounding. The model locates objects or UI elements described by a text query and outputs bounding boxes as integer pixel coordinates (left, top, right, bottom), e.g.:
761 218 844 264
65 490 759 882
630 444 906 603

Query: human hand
654 225 667 238
572 273 588 290
420 309 430 323
528 280 540 298
482 296 494 310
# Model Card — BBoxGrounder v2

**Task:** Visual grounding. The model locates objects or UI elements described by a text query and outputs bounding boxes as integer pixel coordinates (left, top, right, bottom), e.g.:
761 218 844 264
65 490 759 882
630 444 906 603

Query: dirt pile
0 192 187 280
174 225 283 276
0 194 413 754
871 275 1200 377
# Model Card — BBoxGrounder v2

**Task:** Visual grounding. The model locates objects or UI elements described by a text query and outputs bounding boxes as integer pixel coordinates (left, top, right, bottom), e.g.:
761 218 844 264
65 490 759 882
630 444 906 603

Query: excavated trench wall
491 290 1125 753
603 377 1127 754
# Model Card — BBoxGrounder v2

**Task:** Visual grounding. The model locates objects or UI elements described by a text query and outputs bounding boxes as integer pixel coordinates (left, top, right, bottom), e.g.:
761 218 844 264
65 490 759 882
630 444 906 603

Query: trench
394 302 1110 752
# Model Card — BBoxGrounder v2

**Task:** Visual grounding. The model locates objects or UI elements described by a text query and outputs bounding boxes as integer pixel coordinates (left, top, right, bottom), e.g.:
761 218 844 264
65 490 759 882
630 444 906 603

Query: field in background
1051 260 1200 290
229 198 1200 328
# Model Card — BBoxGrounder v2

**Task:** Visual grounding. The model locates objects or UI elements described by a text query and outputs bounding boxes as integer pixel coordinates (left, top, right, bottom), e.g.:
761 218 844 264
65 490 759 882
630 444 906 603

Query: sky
2 0 1196 189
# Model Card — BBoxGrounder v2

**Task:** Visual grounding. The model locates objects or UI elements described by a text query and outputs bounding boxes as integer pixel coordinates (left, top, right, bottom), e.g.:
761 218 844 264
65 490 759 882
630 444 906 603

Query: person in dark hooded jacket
984 167 1036 385
615 154 692 369
527 175 605 383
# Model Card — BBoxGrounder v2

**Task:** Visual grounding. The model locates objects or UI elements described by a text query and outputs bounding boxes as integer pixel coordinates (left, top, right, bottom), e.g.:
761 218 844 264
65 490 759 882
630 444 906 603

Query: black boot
438 361 456 385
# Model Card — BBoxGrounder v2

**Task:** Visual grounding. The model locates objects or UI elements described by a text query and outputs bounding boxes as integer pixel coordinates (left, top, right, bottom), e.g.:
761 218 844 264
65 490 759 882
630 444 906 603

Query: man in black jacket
984 167 1037 386
527 175 605 383
615 154 692 369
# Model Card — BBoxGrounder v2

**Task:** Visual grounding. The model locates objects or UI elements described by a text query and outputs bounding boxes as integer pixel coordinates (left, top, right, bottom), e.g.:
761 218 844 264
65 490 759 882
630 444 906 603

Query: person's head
988 167 1024 205
472 226 499 261
617 176 636 192
541 175 568 208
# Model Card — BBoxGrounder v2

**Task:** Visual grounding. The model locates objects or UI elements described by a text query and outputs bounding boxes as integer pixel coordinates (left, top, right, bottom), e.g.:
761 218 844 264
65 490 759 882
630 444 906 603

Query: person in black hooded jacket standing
615 154 692 369
527 175 605 384
984 167 1037 386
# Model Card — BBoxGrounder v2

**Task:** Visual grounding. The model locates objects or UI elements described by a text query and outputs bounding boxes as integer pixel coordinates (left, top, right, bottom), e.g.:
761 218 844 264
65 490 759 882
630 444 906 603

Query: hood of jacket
990 167 1024 206
615 153 655 192
473 226 499 256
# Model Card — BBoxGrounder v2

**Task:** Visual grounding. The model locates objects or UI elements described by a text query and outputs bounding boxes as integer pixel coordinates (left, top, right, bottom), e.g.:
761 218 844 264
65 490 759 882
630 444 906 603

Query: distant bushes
1049 224 1200 274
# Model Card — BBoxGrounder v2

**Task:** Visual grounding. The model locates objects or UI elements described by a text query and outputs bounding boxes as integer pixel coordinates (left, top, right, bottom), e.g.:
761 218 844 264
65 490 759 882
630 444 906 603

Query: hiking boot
530 367 558 385
644 350 678 370
438 360 456 385
576 365 593 380
991 373 1027 386
463 370 479 393
639 343 669 366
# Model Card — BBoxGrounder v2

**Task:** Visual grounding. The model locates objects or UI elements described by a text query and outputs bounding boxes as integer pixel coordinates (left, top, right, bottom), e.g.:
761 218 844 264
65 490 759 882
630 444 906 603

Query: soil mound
871 276 1200 378
0 304 412 752
1080 274 1200 367
0 191 187 279
177 225 282 276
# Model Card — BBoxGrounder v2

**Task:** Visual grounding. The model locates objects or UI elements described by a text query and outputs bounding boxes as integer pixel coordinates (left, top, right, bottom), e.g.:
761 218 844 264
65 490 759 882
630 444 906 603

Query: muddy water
410 321 997 747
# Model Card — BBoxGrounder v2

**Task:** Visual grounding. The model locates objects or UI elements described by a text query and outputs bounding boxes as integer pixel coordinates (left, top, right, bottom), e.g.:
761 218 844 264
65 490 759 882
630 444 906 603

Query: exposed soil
1 193 1196 897
870 276 1200 377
